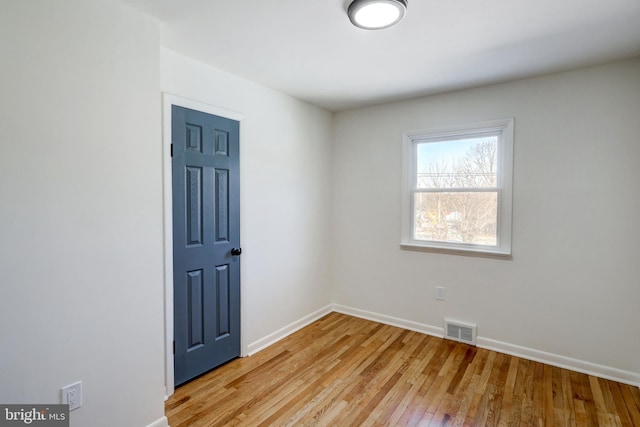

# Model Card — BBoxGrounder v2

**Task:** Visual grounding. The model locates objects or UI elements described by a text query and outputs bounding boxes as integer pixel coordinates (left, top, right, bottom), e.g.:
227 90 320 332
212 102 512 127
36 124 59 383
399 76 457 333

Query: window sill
399 242 512 260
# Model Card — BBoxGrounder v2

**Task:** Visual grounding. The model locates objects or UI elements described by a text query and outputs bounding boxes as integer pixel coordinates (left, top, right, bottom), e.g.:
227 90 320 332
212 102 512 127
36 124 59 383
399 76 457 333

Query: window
401 118 514 257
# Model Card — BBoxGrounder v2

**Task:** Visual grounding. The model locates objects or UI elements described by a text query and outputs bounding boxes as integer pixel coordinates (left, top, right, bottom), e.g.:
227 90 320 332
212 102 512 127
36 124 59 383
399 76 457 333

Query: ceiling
120 0 640 111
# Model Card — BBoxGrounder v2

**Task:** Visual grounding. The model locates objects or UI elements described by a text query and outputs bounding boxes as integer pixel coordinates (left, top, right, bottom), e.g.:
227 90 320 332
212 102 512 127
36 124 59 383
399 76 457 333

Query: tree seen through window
414 137 498 245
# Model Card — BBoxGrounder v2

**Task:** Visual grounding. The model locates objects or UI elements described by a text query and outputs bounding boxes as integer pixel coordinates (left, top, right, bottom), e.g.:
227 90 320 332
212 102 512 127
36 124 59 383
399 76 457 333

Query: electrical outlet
436 286 445 301
61 381 82 411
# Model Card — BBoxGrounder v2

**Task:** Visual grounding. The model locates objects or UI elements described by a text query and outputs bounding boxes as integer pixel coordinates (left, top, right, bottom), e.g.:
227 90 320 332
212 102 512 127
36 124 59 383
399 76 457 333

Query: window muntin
402 119 513 256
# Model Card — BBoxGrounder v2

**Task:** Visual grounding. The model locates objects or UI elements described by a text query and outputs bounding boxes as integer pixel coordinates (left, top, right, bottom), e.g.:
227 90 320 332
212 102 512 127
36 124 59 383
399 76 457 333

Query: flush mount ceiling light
348 0 408 30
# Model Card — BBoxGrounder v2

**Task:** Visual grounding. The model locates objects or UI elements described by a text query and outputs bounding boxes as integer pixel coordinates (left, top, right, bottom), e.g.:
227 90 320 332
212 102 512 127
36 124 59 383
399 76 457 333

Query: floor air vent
444 319 477 346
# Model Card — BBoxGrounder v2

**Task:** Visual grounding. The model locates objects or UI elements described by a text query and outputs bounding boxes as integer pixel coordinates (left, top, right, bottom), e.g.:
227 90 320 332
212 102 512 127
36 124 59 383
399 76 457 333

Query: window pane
414 192 498 245
416 136 498 189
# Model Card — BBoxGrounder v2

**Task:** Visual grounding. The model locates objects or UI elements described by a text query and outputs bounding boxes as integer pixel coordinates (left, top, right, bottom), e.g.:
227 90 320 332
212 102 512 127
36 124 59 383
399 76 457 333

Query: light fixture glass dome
348 0 408 30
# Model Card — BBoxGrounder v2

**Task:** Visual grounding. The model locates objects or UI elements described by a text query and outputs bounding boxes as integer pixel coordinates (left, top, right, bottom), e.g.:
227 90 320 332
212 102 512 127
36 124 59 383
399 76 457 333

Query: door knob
231 248 242 256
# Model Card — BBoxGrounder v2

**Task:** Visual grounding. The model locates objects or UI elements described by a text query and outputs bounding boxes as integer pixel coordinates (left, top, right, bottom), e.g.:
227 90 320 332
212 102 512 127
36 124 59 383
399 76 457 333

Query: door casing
162 93 245 398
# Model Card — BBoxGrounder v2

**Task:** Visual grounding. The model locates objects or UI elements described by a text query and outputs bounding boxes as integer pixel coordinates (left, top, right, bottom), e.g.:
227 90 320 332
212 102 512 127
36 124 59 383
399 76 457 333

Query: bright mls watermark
0 405 68 426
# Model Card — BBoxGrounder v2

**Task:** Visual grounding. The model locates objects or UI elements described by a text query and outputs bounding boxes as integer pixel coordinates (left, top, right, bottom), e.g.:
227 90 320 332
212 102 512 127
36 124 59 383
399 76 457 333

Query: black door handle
231 248 242 256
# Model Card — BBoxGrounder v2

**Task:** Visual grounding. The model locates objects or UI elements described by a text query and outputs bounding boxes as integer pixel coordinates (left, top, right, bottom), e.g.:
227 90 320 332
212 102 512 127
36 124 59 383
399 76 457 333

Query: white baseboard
332 304 639 387
245 304 639 388
146 416 169 427
477 337 640 387
332 304 444 338
246 304 333 356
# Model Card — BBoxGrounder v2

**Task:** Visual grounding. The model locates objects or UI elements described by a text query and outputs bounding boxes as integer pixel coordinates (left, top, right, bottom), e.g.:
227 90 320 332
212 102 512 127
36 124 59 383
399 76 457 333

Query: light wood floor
166 312 640 426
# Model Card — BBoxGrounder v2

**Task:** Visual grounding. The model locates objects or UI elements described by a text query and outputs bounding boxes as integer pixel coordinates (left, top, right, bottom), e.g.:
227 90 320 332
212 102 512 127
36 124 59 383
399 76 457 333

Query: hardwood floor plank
629 386 640 413
551 366 566 426
608 381 634 426
619 383 640 426
598 378 617 416
495 355 518 424
518 357 536 426
461 350 495 425
339 347 414 424
471 352 508 426
542 364 555 427
560 368 577 427
574 399 588 426
395 338 444 425
580 373 600 426
484 351 511 426
449 367 479 427
411 344 464 424
165 313 640 426
590 375 611 426
361 335 430 425
504 356 528 426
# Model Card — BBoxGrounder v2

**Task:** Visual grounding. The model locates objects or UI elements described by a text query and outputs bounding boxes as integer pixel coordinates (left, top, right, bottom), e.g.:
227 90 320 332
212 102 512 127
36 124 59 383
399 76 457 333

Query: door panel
172 106 240 386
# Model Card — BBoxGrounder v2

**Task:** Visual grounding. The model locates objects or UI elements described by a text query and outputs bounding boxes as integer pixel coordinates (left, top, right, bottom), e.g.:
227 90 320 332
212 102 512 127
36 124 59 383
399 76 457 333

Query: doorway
163 94 244 395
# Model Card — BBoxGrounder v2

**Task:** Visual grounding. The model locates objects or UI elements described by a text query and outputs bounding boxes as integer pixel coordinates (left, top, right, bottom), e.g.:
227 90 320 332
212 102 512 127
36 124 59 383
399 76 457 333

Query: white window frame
400 118 514 258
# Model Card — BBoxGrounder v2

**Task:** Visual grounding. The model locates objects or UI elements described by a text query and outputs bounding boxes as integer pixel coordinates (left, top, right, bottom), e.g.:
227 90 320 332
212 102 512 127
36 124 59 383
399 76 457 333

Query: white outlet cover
61 381 82 411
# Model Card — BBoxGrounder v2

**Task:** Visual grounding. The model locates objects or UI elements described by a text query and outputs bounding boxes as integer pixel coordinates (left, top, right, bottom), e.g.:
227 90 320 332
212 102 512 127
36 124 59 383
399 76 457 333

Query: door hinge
173 340 175 354
170 143 173 157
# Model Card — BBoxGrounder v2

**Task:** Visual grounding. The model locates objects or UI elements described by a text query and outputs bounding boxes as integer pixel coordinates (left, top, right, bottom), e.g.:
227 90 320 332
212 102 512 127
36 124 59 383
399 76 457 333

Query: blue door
172 105 241 386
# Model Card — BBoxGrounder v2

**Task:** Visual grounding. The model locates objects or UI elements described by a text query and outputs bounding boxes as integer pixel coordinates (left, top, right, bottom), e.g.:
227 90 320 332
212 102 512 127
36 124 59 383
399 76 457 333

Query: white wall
331 59 640 382
160 48 334 354
0 1 167 426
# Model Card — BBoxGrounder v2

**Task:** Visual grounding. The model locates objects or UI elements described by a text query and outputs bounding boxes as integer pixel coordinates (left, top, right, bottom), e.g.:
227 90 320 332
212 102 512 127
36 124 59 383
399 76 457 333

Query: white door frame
162 93 245 398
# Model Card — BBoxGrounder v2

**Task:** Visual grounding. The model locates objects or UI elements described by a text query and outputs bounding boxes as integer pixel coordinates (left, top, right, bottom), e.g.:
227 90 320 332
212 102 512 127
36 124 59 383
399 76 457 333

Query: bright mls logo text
1 405 68 426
